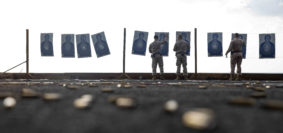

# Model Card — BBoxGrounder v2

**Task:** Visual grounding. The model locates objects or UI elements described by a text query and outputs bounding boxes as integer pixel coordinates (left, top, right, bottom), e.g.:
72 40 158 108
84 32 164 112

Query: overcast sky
0 0 282 73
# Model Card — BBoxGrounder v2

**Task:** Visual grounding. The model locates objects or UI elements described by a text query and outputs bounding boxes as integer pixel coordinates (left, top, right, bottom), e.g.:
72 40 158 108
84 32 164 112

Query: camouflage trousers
231 52 242 75
176 54 187 76
152 54 164 76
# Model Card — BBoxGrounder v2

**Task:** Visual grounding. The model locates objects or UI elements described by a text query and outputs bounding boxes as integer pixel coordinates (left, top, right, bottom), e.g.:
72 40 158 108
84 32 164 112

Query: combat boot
175 75 181 80
229 74 234 80
184 75 189 80
152 75 157 80
235 74 241 81
160 75 165 80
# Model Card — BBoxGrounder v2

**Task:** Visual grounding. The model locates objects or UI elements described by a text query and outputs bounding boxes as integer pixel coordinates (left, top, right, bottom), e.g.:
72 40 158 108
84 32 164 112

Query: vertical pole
120 28 130 79
123 28 126 74
194 28 197 76
26 29 29 75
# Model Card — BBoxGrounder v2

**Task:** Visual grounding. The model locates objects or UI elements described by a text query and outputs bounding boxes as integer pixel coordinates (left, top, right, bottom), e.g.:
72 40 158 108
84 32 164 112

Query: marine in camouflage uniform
173 35 190 80
225 33 244 80
149 35 168 80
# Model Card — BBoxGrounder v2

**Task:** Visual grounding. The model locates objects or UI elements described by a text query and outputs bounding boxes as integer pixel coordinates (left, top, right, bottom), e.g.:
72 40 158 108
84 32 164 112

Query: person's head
212 33 219 40
234 33 240 38
178 35 182 40
96 34 102 41
138 32 144 39
265 35 271 42
44 34 50 40
154 35 158 40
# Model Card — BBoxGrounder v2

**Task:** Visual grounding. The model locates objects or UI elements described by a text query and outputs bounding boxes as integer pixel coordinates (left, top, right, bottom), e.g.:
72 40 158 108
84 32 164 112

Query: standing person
225 33 244 80
173 35 190 80
149 35 168 80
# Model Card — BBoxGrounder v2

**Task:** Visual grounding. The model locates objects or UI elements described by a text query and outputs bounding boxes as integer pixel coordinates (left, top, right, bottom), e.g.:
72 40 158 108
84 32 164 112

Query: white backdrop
0 0 282 73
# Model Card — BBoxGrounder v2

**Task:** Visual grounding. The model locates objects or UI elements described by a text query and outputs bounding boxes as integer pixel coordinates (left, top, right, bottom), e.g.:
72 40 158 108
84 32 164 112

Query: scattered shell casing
262 100 283 111
253 87 266 92
116 97 135 108
73 98 89 109
265 85 271 89
182 108 216 130
164 100 178 113
21 88 40 98
101 88 114 93
3 97 16 109
123 84 132 88
81 94 94 102
228 97 256 106
198 85 208 89
73 94 94 109
117 84 122 88
137 85 147 88
42 93 62 101
250 92 267 98
66 85 80 90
